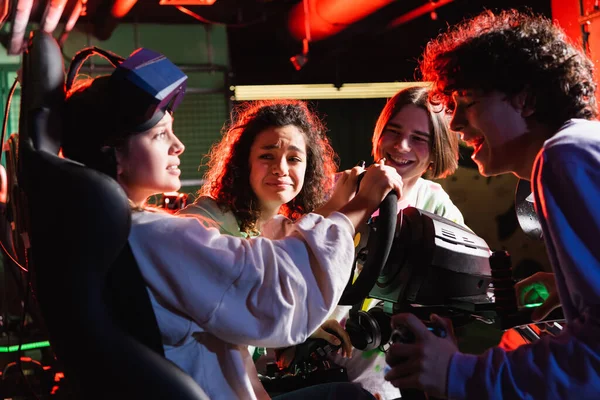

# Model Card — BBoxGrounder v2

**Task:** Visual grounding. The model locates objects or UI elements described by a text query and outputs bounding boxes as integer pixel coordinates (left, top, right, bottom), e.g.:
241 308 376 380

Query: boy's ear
511 88 536 118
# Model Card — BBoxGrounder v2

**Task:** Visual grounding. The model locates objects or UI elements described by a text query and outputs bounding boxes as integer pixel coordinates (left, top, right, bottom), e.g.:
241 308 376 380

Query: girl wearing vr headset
60 47 400 400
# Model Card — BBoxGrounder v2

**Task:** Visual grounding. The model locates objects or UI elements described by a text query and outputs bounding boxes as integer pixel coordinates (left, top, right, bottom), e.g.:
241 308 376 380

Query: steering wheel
338 191 398 305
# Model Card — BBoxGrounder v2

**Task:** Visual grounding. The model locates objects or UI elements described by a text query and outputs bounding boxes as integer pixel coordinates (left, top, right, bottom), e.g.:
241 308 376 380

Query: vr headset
66 46 187 133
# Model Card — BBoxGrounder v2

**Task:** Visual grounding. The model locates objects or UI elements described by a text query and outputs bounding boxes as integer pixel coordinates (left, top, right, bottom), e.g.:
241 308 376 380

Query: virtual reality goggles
66 46 187 132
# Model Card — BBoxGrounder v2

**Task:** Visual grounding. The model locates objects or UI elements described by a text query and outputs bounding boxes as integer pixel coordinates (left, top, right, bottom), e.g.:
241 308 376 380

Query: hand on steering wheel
354 158 403 210
339 159 402 305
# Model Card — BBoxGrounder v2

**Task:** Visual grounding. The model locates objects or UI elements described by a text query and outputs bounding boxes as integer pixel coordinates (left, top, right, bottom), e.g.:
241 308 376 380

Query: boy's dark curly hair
199 100 338 235
420 9 597 130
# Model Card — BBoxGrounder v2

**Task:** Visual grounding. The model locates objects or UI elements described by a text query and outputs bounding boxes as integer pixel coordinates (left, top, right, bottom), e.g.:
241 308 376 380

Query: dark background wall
226 0 552 85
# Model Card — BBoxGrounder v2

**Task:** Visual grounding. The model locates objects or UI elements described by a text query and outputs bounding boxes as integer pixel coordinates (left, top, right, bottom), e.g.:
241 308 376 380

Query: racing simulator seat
12 30 208 399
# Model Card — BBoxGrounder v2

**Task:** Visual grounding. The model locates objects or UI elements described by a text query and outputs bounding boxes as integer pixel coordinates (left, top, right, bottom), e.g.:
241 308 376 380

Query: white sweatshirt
128 210 356 399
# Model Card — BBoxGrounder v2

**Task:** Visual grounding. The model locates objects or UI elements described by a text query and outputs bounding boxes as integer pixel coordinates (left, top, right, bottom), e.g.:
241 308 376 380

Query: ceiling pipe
8 0 34 55
64 0 83 31
59 0 84 46
41 0 69 33
111 0 137 18
1 0 9 29
288 0 395 42
91 0 138 41
387 0 455 29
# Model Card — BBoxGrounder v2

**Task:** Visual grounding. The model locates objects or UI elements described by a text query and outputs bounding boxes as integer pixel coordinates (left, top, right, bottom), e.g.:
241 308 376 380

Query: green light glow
519 281 550 308
523 302 544 308
0 341 51 353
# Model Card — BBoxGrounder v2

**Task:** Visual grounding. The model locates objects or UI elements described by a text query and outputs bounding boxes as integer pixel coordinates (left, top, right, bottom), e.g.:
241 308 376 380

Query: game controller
390 321 447 344
261 330 348 396
388 322 447 400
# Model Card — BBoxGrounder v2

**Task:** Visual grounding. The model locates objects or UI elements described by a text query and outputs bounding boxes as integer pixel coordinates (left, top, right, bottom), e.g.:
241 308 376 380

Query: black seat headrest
15 30 207 399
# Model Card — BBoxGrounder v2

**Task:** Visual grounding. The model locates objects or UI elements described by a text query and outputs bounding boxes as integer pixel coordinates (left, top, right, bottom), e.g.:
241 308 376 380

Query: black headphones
63 47 124 178
65 47 124 92
345 302 392 352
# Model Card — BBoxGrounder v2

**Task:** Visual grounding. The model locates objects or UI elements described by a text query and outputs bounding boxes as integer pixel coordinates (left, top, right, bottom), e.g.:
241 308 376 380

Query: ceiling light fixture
232 82 428 101
159 0 217 5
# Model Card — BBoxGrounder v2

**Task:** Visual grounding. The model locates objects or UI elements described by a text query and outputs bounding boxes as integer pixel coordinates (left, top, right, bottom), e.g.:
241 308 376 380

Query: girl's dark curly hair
199 100 338 234
420 9 597 131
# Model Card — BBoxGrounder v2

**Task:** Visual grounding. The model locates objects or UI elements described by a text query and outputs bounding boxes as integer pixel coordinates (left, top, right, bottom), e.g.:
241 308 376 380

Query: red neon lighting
42 0 68 33
387 0 454 29
111 0 138 18
288 0 395 42
65 0 83 32
1 0 9 25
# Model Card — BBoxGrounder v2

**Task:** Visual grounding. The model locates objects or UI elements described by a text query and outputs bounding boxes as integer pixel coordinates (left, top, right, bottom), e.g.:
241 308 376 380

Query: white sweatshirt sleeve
129 211 355 348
